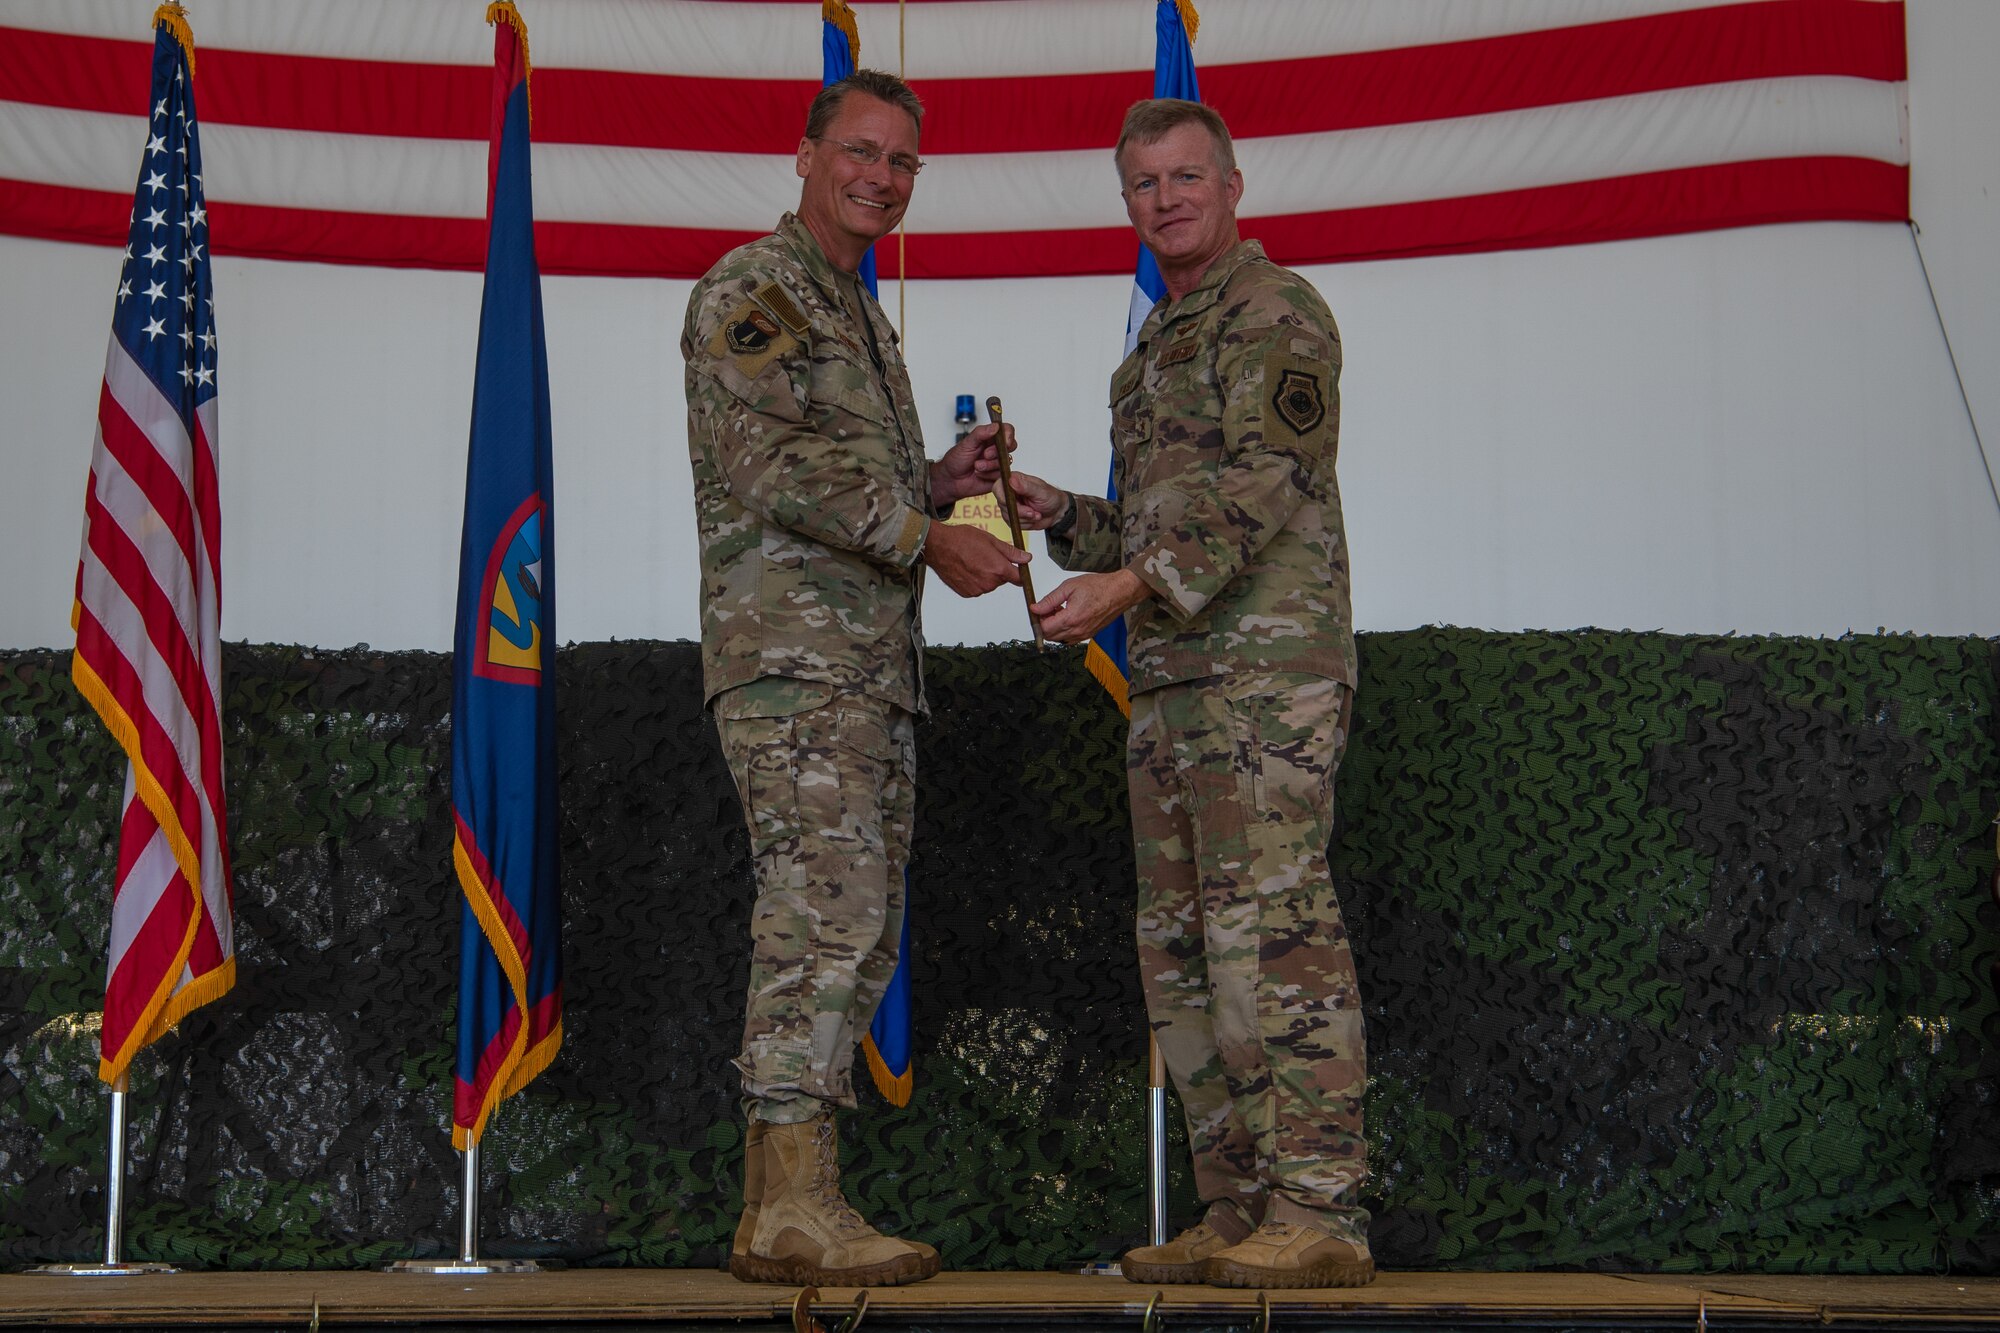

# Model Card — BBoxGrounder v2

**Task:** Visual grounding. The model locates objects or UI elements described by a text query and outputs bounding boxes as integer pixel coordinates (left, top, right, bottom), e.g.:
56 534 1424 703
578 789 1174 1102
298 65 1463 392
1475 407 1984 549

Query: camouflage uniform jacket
683 213 932 713
1049 240 1355 696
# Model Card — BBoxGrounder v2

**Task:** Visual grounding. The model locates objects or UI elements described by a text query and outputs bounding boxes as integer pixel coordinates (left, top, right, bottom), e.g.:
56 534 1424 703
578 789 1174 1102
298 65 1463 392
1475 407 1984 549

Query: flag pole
460 1143 480 1262
386 1133 537 1274
36 0 227 1276
1131 0 1197 1252
103 1074 129 1266
26 1075 177 1276
389 0 561 1274
1147 1037 1168 1245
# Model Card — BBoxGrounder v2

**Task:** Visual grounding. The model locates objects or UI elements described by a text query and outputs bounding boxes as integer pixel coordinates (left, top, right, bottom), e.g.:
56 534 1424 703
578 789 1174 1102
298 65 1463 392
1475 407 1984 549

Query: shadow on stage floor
4 1269 1999 1332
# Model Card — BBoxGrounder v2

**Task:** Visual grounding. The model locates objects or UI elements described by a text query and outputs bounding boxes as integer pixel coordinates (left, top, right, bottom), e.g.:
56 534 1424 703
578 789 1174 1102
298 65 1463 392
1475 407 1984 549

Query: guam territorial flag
1087 0 1202 716
819 0 912 1107
451 0 561 1150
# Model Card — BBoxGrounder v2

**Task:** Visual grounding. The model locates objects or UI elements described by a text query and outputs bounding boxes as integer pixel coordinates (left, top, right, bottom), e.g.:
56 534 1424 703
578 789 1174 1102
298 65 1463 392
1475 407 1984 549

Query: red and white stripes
74 336 232 1085
0 0 1910 274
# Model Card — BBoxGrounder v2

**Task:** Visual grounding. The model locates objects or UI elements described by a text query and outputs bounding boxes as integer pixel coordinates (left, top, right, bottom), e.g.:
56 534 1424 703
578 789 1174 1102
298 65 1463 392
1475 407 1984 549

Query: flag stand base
382 1259 541 1275
26 1082 180 1275
384 1143 542 1274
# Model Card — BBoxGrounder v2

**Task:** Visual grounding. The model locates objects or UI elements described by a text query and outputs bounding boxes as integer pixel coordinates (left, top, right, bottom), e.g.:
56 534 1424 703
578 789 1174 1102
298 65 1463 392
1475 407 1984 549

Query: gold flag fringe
1174 0 1200 44
1084 641 1132 718
862 1033 913 1107
823 0 861 64
487 0 533 116
152 2 195 74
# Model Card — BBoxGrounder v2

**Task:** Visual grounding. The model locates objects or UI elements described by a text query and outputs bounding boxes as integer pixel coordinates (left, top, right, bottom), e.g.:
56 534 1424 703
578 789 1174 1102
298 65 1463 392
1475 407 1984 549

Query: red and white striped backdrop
0 0 1909 279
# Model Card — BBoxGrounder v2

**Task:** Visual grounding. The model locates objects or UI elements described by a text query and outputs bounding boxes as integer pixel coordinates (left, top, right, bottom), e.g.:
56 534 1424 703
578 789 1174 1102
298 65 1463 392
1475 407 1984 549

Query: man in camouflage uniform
1007 99 1370 1289
682 70 1029 1287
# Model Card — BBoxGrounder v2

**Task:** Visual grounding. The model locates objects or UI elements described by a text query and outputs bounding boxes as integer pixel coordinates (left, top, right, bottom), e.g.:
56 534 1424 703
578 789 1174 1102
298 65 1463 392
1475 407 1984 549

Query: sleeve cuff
893 507 930 565
1131 544 1205 624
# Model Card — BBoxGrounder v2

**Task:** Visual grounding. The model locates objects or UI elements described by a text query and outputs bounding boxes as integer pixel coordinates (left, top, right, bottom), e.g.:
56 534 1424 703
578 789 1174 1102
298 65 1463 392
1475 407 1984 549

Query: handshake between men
918 422 1033 599
682 67 1368 1295
927 427 1155 648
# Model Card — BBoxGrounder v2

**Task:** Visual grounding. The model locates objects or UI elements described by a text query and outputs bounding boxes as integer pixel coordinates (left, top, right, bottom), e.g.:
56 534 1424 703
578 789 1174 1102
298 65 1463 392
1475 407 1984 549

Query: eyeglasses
815 137 924 177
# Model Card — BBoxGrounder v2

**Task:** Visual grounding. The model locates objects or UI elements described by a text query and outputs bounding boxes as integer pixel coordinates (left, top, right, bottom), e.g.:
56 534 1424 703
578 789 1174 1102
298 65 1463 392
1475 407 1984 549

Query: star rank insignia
1272 367 1325 434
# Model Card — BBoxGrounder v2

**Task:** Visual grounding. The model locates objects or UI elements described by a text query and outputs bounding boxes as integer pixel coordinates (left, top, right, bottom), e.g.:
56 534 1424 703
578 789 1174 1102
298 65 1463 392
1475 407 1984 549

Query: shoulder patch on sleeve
707 296 800 381
1268 353 1327 436
753 281 809 335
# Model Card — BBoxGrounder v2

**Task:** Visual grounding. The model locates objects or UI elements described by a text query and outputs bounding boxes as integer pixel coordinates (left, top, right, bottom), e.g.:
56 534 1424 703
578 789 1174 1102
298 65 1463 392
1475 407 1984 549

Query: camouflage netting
2 632 1997 1273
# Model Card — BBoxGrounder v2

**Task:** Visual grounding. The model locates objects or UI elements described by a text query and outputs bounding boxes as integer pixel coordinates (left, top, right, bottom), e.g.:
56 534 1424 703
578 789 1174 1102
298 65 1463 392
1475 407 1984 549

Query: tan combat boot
1122 1202 1257 1284
1204 1220 1376 1289
727 1115 941 1286
728 1120 767 1266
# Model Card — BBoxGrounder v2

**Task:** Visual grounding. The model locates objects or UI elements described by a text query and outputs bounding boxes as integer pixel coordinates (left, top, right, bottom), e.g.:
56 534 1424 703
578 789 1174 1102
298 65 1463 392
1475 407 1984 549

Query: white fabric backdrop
1 3 1993 650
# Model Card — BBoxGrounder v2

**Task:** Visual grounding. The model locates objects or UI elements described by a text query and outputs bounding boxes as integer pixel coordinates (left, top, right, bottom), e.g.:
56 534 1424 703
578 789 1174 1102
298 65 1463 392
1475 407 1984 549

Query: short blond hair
806 70 924 141
1114 98 1235 179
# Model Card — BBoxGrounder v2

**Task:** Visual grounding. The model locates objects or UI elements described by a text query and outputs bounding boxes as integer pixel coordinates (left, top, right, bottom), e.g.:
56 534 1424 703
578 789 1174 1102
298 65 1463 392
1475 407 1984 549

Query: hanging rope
898 0 907 334
1907 221 2000 525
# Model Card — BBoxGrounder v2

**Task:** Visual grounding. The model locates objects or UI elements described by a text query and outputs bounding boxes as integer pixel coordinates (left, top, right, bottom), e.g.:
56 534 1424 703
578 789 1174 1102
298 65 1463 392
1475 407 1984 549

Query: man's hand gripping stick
985 396 1044 651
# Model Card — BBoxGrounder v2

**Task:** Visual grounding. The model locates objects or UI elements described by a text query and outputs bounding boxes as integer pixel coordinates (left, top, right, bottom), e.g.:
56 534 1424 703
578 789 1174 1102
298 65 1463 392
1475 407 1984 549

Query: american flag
71 4 233 1087
0 0 1908 280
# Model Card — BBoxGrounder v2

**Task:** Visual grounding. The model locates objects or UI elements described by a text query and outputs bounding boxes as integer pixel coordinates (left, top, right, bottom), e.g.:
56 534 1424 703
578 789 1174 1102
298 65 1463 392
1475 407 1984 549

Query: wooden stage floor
3 1269 1998 1330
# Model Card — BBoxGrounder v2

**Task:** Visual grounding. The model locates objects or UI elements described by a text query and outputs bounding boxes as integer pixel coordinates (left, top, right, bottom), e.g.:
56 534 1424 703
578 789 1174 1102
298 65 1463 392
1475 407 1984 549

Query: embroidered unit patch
1272 367 1326 434
726 309 781 355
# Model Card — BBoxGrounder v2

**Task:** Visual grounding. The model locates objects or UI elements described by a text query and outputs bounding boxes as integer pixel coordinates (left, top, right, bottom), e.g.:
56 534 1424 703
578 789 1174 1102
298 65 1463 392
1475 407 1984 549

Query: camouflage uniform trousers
1128 670 1368 1241
713 679 916 1125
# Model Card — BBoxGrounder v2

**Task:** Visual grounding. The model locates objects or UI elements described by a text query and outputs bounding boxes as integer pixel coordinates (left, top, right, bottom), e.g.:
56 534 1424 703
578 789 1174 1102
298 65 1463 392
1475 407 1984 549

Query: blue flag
819 0 913 1106
451 1 561 1150
821 2 879 301
1086 0 1202 715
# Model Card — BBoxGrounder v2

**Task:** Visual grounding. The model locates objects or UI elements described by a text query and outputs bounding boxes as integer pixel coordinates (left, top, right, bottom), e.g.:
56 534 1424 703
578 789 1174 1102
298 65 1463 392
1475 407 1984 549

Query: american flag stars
112 42 216 414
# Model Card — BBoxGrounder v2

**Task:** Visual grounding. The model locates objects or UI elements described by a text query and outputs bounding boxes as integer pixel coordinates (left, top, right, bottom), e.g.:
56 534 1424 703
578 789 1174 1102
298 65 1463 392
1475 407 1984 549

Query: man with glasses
682 69 1026 1287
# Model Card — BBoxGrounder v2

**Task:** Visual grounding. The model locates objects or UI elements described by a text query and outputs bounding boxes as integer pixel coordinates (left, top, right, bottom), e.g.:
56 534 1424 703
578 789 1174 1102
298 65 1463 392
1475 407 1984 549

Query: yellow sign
944 489 1016 545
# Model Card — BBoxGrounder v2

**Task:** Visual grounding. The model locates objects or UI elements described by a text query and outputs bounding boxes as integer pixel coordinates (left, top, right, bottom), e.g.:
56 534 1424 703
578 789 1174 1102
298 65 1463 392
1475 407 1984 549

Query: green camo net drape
2 632 1997 1272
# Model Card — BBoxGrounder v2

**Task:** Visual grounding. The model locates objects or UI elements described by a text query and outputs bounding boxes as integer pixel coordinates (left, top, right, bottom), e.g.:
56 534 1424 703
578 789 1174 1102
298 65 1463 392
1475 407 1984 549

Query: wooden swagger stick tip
985 396 1044 651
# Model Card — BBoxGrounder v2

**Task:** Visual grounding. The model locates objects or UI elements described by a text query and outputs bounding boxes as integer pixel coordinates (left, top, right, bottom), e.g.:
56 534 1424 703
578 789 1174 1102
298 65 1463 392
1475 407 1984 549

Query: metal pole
103 1074 128 1266
26 1071 175 1275
1147 1035 1168 1245
383 1134 534 1274
459 1142 479 1263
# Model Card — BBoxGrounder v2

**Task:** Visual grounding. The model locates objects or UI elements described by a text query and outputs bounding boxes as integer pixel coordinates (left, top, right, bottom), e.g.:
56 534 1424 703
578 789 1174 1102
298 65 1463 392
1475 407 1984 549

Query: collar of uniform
776 212 895 349
1152 238 1267 336
776 212 852 305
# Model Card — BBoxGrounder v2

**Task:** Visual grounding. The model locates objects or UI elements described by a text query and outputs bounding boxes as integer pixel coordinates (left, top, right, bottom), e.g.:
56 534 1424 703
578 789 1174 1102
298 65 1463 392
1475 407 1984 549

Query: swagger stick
985 396 1044 650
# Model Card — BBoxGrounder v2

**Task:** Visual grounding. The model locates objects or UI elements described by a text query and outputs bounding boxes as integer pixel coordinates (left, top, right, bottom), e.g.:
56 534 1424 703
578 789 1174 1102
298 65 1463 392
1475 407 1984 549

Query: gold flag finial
486 1 533 115
152 3 195 74
823 0 861 64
